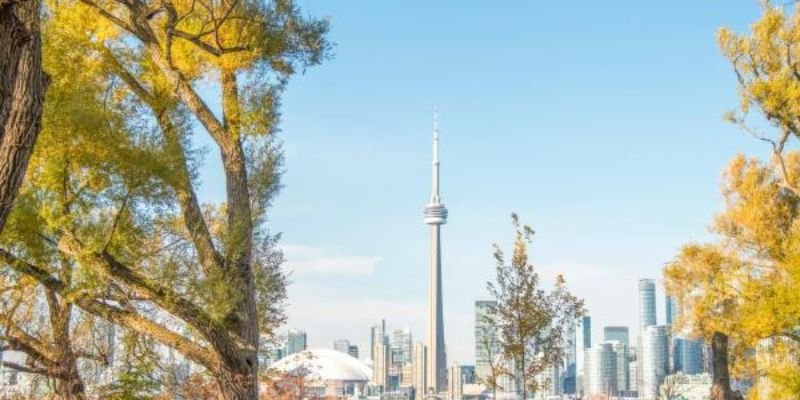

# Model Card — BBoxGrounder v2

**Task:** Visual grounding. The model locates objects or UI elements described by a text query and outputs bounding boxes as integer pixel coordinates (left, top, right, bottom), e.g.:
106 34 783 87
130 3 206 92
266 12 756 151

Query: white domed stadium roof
271 348 372 383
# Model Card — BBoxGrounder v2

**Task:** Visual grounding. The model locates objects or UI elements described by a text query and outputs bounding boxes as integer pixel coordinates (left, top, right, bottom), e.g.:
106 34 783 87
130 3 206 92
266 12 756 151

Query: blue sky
194 2 770 363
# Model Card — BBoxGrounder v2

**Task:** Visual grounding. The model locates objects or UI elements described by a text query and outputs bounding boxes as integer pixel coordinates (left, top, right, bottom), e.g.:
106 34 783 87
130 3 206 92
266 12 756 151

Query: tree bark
710 332 734 400
0 0 47 232
47 290 86 400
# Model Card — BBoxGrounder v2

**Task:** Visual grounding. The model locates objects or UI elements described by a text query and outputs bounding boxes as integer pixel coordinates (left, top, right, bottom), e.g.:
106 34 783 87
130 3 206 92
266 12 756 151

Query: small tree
486 213 585 399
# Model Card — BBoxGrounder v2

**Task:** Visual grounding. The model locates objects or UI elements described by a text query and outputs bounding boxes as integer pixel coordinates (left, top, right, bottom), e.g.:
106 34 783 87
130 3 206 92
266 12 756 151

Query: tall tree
0 0 312 397
0 0 48 232
486 213 585 399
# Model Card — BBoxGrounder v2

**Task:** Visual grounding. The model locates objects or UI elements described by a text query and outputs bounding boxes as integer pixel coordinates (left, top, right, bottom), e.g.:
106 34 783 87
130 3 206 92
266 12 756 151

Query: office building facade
640 325 668 400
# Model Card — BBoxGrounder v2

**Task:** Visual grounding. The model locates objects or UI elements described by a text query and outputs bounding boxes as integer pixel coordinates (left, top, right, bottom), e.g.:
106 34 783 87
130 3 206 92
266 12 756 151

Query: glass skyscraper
370 319 387 362
604 326 629 347
639 279 657 328
562 320 577 394
575 316 591 395
585 342 617 396
391 328 412 364
474 300 499 386
285 329 307 356
608 340 629 392
581 316 592 349
640 325 668 400
679 339 704 374
666 295 705 375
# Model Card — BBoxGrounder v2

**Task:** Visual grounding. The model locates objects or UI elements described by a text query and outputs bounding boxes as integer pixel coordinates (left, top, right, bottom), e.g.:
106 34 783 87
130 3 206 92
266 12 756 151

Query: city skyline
265 272 701 397
1 0 796 397
160 1 779 372
277 274 682 367
201 1 774 366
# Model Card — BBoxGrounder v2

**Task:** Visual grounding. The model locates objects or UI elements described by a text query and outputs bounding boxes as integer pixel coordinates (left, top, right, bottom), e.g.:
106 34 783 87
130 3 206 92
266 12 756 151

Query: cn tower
424 112 447 394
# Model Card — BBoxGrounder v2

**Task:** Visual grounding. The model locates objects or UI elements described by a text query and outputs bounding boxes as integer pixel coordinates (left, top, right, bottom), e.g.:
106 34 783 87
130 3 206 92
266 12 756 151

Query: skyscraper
348 345 359 360
370 319 387 361
576 316 591 395
666 294 679 373
604 326 630 347
638 279 657 397
679 339 704 375
562 320 577 394
391 328 412 364
665 295 678 327
640 325 668 400
285 329 307 356
582 316 592 349
334 339 351 354
584 342 617 396
609 340 630 392
536 361 562 397
448 364 463 400
424 113 448 394
412 342 428 396
666 295 704 375
639 279 657 328
373 342 390 392
474 300 498 386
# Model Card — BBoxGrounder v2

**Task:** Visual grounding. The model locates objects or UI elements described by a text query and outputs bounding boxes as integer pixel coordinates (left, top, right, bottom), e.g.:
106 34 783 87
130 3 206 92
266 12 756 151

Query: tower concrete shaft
424 112 447 393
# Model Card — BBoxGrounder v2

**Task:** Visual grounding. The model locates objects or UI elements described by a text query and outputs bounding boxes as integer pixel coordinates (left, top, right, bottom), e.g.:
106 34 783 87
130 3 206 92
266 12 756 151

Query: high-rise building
666 295 678 373
373 342 390 392
460 365 476 385
370 319 387 361
584 342 617 396
665 295 678 327
348 345 359 360
411 342 428 396
678 339 704 375
448 364 463 400
665 295 705 375
334 339 350 354
424 113 448 394
640 325 668 400
629 358 638 396
604 326 630 347
609 340 629 392
639 280 657 328
285 329 307 356
581 316 592 349
536 361 562 398
562 320 577 394
391 328 412 364
575 316 591 395
400 363 414 388
638 279 657 396
474 300 499 386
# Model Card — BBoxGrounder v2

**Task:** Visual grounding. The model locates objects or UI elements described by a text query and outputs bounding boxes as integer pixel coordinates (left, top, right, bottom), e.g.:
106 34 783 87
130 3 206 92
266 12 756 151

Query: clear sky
194 2 771 363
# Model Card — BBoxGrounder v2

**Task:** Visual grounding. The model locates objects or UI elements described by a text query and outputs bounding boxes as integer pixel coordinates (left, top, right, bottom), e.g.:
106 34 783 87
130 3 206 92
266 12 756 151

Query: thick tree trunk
710 332 734 400
0 0 47 232
55 369 86 400
47 291 87 400
218 70 259 400
217 367 259 400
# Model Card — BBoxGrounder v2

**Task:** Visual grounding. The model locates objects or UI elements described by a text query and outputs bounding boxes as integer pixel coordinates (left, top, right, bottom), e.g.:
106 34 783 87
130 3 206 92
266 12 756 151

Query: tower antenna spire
431 108 441 204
